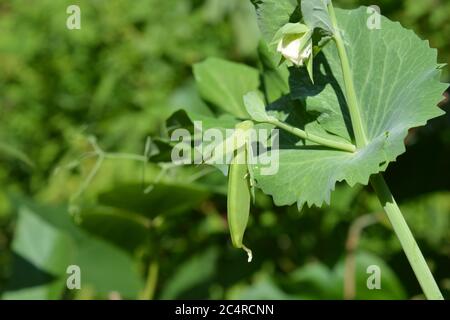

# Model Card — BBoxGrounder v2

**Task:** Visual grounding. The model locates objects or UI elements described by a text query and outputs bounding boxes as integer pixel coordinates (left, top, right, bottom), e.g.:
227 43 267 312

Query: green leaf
74 236 143 298
166 109 239 135
244 91 276 122
301 0 334 34
254 8 447 208
193 58 260 118
12 207 74 276
4 197 143 299
3 206 72 300
255 144 385 208
77 205 151 253
255 0 298 43
168 81 215 117
2 278 67 300
257 41 290 102
271 22 311 47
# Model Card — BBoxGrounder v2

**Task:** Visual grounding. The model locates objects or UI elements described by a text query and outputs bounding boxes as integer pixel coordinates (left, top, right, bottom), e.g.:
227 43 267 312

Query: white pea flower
273 23 314 82
277 35 313 67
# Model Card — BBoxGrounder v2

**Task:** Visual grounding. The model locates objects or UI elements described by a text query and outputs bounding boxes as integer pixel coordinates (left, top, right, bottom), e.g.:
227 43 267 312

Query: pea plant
158 0 447 299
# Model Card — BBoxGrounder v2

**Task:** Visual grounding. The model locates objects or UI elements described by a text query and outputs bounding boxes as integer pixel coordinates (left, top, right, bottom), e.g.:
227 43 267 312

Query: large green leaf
254 7 447 208
4 197 143 299
301 0 334 33
193 58 260 118
3 206 72 300
168 81 215 117
77 205 151 253
12 207 74 276
255 0 298 42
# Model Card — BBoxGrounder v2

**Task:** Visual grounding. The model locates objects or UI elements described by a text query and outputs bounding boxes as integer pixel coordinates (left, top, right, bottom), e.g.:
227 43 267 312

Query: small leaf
271 23 311 47
256 0 298 43
301 0 334 34
244 91 276 123
193 58 260 118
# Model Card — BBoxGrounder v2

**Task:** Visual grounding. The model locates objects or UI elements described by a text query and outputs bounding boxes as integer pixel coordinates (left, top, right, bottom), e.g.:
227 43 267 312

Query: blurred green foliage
0 0 449 300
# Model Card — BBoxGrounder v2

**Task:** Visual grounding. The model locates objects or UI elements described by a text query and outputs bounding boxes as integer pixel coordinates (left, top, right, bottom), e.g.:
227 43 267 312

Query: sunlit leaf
254 8 447 208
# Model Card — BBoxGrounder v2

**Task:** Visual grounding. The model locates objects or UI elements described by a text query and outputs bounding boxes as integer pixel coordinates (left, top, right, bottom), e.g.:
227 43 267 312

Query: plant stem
140 261 159 300
327 2 442 299
268 119 356 153
370 174 443 300
328 3 368 148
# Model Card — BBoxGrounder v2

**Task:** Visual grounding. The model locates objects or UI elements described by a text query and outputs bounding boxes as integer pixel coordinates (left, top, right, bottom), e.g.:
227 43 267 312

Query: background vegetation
0 0 449 299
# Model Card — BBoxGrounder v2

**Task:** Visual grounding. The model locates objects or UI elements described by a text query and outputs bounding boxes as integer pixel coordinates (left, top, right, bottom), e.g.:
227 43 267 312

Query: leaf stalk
328 2 368 148
268 119 356 153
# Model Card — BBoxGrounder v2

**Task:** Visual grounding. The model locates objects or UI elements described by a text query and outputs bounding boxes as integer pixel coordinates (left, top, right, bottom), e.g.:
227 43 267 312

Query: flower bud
277 34 312 67
273 23 314 82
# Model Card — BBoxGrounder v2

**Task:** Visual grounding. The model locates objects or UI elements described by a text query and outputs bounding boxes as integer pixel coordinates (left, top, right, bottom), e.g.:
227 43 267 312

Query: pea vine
159 0 447 300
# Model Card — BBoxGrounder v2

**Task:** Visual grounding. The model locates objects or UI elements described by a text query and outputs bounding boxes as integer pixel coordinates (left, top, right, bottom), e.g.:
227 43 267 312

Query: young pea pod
227 121 254 262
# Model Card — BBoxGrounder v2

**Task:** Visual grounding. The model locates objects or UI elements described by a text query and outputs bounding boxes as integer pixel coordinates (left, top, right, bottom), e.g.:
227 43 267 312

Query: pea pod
227 121 254 262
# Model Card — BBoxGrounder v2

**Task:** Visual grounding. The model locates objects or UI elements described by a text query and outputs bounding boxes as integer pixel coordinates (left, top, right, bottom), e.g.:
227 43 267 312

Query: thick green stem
370 174 443 300
268 119 356 153
328 3 368 148
140 261 159 300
